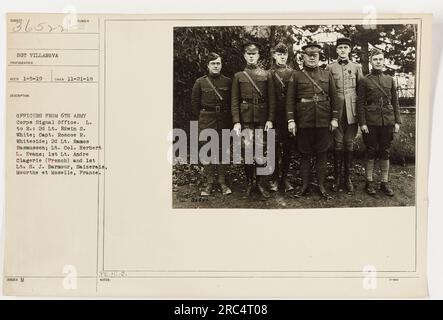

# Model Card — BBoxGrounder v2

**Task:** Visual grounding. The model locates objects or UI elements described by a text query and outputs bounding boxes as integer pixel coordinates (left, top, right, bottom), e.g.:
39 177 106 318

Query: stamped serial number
218 304 268 316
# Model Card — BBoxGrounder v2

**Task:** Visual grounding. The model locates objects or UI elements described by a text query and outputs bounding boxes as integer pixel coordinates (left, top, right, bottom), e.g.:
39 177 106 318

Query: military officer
269 42 295 193
191 52 233 196
357 49 401 196
231 42 276 198
286 43 340 198
326 37 364 193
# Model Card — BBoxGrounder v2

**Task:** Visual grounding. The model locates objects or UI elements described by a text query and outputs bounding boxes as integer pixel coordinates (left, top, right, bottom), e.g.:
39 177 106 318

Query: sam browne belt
201 105 229 112
298 94 329 103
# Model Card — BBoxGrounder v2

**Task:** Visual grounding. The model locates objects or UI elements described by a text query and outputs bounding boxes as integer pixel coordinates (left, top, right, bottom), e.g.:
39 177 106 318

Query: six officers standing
326 37 363 194
191 41 403 200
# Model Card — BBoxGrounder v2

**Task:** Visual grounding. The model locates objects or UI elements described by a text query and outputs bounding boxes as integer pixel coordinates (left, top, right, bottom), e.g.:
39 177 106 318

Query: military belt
201 105 229 112
298 95 329 103
242 98 266 104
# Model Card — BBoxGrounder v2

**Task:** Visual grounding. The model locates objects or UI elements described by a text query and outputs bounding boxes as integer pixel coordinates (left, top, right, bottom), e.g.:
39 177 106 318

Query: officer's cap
244 41 260 53
336 37 352 47
274 42 288 54
302 42 322 53
370 48 384 58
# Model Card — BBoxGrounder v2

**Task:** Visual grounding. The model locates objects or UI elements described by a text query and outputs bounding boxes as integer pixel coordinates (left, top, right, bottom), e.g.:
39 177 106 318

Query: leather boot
269 160 279 192
245 164 254 196
281 151 294 192
344 151 355 193
217 165 232 195
256 174 270 199
201 164 214 196
282 178 294 193
317 152 331 199
296 153 311 196
380 182 394 196
332 150 343 192
365 180 376 195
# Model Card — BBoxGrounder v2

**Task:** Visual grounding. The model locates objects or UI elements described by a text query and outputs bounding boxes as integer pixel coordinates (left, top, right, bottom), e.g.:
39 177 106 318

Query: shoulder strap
367 76 390 100
242 71 263 97
204 76 223 101
301 69 327 96
273 70 286 89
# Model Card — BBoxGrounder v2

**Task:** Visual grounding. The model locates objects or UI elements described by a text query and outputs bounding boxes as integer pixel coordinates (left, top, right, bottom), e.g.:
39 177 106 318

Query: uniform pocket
298 79 311 90
319 79 329 93
240 102 249 111
240 102 252 122
383 104 395 124
333 74 342 88
256 77 268 94
218 87 229 93
296 102 309 112
201 88 215 102
382 77 393 90
317 101 331 119
239 79 252 96
255 103 268 123
198 111 217 130
295 103 311 125
351 95 357 116
365 105 378 112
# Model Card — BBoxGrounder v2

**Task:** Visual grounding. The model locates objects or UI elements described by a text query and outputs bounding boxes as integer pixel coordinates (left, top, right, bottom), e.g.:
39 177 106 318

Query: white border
1 0 442 299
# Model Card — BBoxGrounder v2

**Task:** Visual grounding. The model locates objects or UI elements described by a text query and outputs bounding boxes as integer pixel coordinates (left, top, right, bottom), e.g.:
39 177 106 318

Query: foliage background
173 24 417 130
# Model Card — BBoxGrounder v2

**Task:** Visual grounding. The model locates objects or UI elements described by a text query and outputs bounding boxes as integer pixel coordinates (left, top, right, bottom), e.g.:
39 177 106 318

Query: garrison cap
273 42 288 53
244 41 260 53
370 48 384 58
336 37 352 47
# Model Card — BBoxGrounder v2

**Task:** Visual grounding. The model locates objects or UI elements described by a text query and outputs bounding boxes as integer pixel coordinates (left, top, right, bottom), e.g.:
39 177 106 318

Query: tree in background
173 24 417 130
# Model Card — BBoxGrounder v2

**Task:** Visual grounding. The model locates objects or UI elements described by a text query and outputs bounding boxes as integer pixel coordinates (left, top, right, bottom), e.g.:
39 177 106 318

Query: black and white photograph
2 9 435 299
172 23 417 209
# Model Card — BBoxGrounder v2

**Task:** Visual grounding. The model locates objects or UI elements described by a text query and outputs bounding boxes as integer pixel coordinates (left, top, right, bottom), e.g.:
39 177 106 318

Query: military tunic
357 69 402 160
326 60 363 152
326 60 363 124
192 73 232 167
231 64 276 169
357 70 401 127
269 64 295 186
270 64 294 135
231 65 276 126
286 65 340 153
191 73 232 132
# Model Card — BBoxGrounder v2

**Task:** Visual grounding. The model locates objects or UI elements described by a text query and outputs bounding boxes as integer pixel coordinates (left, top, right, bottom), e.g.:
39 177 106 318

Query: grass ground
173 113 416 209
172 160 415 209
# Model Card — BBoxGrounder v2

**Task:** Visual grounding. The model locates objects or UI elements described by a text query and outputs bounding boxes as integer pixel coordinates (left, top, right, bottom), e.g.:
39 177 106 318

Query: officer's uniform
357 68 401 195
269 51 295 192
191 72 232 194
286 44 339 197
231 45 276 197
326 37 364 193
